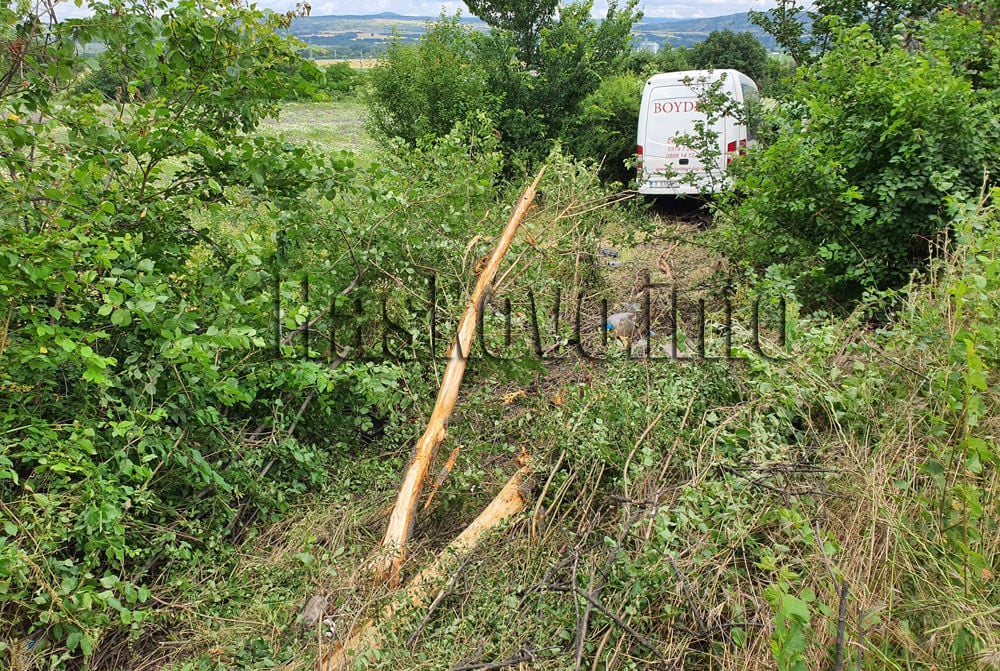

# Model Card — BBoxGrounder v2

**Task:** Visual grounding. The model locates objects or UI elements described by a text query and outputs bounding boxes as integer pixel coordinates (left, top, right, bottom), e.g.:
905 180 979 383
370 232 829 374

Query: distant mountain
288 12 780 59
630 16 688 23
635 12 779 50
307 11 484 23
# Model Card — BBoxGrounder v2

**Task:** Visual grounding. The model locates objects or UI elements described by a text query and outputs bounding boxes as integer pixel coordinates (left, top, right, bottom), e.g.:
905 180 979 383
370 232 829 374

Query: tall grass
127 183 999 671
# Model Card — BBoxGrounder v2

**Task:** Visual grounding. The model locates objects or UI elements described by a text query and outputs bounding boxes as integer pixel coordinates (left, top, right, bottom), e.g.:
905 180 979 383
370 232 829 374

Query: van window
740 82 759 105
740 81 761 142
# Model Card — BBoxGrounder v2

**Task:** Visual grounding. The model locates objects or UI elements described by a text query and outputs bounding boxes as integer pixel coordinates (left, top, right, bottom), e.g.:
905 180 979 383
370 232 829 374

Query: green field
259 100 373 155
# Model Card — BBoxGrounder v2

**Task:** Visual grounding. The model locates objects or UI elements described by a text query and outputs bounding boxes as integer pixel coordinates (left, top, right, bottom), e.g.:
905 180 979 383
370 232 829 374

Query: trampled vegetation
1 0 997 670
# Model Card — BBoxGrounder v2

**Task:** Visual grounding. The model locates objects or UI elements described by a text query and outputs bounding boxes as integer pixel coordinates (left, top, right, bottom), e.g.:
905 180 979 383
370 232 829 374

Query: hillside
287 12 780 58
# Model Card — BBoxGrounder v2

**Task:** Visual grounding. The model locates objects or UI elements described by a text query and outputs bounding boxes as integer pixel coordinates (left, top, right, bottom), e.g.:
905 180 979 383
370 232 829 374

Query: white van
636 69 759 196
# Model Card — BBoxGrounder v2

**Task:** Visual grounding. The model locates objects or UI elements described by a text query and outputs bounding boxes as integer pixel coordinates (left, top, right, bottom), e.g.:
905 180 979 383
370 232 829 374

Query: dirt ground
597 201 728 341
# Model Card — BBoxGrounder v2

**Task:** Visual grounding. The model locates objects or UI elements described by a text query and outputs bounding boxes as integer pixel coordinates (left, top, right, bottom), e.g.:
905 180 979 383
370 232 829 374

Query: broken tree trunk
372 167 546 586
319 462 532 671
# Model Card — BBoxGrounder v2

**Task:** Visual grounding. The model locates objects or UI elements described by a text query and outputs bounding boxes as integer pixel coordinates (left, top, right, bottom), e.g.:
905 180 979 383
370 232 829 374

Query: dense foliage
465 0 559 65
362 16 495 147
751 0 948 64
363 0 641 172
722 12 1000 306
3 0 999 669
0 0 370 656
687 29 770 83
559 74 642 185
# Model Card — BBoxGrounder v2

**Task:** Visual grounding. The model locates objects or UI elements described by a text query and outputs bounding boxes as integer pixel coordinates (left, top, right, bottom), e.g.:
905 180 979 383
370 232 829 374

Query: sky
54 0 784 21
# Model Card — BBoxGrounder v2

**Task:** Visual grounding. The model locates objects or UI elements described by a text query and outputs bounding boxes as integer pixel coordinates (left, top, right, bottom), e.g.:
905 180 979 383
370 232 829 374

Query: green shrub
687 29 769 84
322 61 357 95
280 58 359 100
362 14 496 146
559 73 642 185
623 43 690 76
0 0 402 660
723 19 998 308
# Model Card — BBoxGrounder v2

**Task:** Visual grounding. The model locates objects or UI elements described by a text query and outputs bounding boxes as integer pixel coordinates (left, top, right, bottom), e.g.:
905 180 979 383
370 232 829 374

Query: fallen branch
656 241 679 280
451 645 564 670
318 462 533 671
564 586 672 666
371 167 546 586
423 446 461 512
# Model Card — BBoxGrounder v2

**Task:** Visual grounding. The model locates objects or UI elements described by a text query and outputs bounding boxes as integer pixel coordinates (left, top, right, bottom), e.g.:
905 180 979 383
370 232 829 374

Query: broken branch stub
372 167 546 586
319 462 532 671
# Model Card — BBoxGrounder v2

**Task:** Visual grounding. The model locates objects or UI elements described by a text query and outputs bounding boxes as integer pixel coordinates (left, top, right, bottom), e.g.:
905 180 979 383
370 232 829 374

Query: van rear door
640 81 727 194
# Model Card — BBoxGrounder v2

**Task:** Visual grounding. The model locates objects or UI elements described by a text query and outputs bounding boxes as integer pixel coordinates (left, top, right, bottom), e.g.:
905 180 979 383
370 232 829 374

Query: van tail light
726 140 747 166
637 145 643 172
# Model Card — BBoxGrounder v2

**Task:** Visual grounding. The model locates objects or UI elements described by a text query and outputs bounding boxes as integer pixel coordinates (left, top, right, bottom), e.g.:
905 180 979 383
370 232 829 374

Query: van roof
644 69 754 87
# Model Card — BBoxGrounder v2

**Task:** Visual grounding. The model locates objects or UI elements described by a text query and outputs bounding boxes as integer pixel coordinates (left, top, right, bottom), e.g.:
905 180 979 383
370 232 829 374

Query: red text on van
652 100 698 114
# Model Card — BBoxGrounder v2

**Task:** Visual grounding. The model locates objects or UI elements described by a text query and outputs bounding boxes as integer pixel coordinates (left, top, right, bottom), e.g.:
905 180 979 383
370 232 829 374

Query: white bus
636 69 759 196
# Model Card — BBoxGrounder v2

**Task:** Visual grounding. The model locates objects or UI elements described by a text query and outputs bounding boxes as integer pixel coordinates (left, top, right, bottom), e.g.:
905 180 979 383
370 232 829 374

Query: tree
465 0 559 65
688 30 770 83
749 0 812 65
655 44 692 73
724 18 999 306
751 0 951 63
532 0 641 139
364 15 495 144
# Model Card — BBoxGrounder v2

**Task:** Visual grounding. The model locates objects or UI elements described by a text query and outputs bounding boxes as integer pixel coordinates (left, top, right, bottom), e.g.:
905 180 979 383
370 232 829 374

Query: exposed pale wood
422 446 461 512
372 167 546 586
318 463 532 671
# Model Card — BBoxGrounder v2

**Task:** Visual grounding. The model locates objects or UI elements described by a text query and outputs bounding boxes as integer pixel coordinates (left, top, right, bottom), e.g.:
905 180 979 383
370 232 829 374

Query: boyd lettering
652 100 699 114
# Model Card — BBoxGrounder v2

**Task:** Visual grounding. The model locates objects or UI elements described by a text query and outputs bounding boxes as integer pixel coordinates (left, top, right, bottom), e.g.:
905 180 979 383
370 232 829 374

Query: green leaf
135 299 158 313
111 309 132 326
781 594 811 623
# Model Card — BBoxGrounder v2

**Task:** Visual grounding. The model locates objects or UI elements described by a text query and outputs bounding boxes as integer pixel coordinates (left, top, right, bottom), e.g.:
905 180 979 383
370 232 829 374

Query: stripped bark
318 462 532 671
371 167 546 586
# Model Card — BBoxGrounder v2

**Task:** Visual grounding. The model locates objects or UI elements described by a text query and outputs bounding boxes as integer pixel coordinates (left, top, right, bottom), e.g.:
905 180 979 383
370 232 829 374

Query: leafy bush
278 58 358 100
687 29 770 84
362 1 641 169
0 0 407 661
322 61 358 95
362 14 496 146
559 73 642 185
723 18 998 307
623 43 690 76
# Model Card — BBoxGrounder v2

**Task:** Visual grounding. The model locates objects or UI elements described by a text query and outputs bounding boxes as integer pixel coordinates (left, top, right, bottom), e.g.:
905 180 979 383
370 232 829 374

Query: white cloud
307 1 466 16
636 0 779 19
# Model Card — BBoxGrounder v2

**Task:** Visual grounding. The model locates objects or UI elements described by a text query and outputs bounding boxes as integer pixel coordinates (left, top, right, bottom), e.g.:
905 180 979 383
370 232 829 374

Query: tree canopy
465 0 560 65
687 29 770 83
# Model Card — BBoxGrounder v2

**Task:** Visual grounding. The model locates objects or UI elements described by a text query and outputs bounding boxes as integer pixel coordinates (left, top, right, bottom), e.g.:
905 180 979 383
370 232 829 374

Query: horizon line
298 10 753 20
